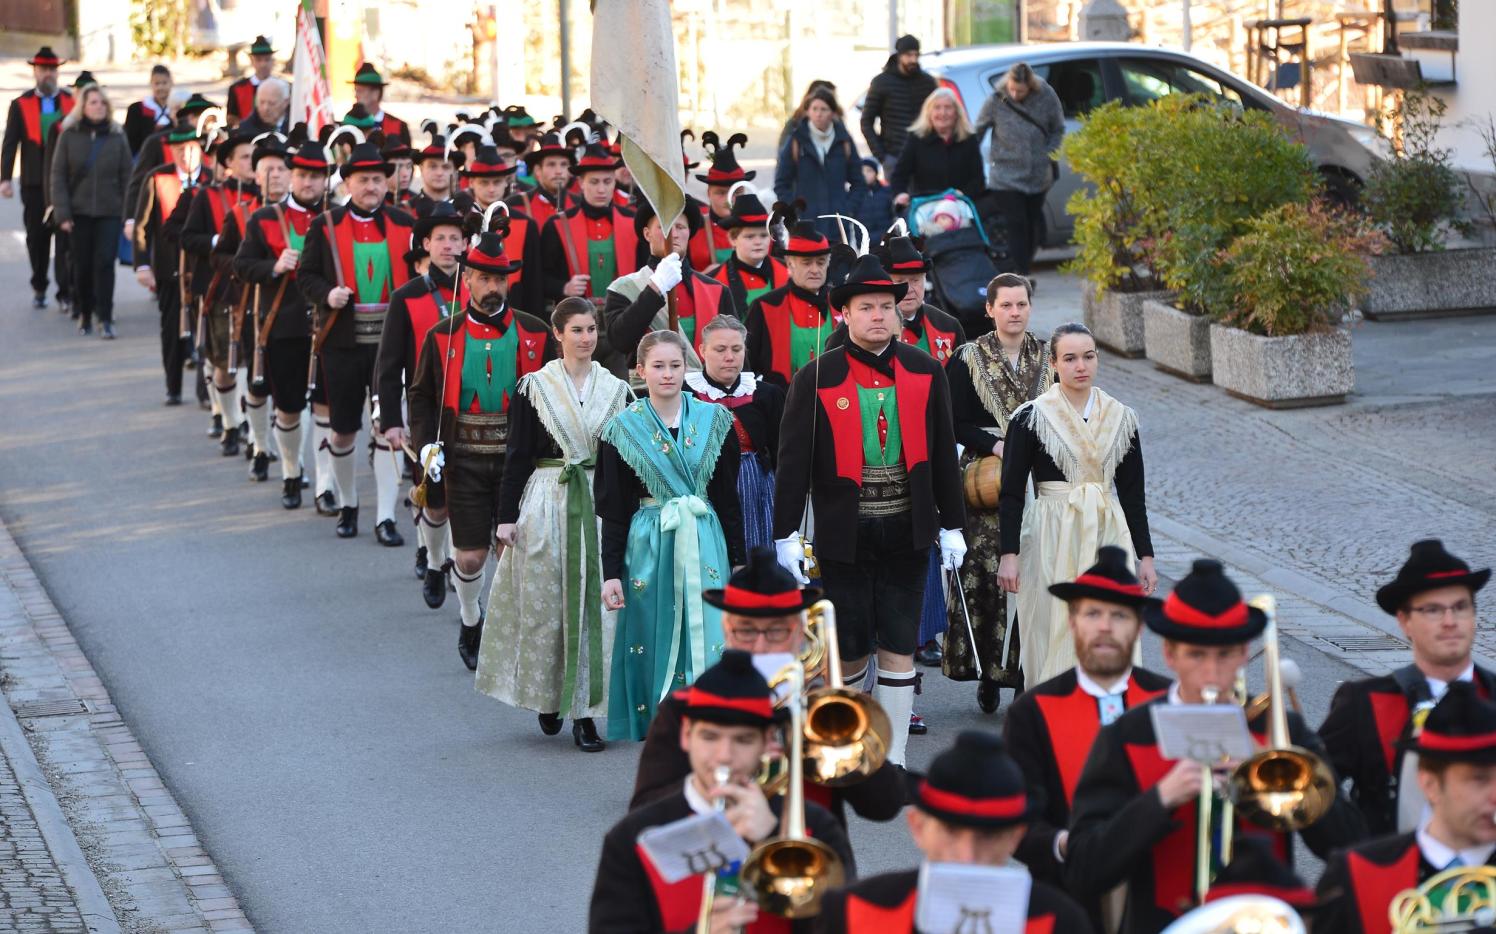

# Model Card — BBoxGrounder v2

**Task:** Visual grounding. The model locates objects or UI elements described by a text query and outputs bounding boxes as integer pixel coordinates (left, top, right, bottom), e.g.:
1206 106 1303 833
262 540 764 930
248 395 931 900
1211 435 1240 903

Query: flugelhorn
801 601 890 787
1390 864 1496 932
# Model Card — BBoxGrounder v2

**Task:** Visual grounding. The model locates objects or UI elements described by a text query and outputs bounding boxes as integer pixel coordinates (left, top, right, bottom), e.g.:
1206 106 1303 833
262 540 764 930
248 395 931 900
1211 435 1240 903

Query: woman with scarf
595 330 745 741
943 274 1050 713
476 298 631 752
997 322 1156 685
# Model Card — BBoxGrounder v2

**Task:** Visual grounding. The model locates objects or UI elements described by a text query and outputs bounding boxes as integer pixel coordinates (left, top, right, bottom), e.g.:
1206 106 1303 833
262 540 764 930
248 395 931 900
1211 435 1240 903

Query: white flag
291 3 335 136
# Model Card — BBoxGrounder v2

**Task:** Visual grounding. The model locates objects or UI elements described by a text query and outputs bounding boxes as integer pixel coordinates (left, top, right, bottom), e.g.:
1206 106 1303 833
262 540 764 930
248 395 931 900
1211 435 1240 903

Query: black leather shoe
538 712 563 736
77 323 92 336
573 718 605 752
165 394 183 407
413 545 428 580
977 678 1001 715
220 426 241 457
458 616 483 671
281 476 303 510
915 640 944 667
32 293 45 309
422 564 448 609
250 451 270 482
207 414 223 438
375 519 404 547
908 712 928 735
336 506 358 538
314 491 338 516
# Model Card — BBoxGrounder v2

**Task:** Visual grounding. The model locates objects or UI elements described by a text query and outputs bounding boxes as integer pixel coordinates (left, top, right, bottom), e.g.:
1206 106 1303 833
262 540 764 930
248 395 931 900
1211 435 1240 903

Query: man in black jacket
2 47 74 310
860 35 937 177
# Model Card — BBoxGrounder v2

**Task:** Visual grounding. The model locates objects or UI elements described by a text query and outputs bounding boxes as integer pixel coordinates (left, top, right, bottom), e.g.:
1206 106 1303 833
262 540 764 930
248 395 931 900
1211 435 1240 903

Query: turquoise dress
601 396 735 741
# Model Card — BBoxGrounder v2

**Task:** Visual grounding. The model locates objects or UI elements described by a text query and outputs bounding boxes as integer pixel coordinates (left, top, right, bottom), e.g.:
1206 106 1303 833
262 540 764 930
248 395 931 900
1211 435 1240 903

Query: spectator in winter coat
973 63 1065 275
849 157 893 246
773 87 864 242
860 34 938 177
777 79 839 153
891 87 985 206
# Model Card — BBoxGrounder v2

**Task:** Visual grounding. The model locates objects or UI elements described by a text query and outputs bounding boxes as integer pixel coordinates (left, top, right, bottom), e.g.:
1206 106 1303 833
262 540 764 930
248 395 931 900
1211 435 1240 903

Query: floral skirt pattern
942 502 1022 687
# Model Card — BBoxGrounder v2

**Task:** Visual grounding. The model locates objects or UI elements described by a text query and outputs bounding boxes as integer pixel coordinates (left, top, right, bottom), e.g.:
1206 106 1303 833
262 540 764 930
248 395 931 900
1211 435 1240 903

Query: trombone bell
738 836 845 919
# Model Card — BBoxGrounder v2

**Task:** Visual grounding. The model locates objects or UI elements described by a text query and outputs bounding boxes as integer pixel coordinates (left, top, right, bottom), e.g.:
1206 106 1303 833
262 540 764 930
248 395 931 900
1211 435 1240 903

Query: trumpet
695 765 732 934
1390 864 1496 932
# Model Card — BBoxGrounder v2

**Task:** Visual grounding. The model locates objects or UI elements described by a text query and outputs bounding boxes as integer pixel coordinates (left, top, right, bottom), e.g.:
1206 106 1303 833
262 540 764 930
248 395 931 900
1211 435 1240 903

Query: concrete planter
1081 283 1173 358
1363 248 1496 320
1208 324 1354 408
1142 299 1211 381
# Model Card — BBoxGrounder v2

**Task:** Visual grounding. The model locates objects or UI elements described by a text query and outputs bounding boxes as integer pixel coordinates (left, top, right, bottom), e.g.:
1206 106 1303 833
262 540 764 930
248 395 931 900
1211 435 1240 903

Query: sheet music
752 652 798 703
915 862 1031 934
637 812 751 885
1150 703 1255 762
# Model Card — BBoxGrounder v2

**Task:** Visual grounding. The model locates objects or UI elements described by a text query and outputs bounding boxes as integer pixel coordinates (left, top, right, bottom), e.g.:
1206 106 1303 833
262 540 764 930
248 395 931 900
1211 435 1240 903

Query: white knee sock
313 417 334 496
453 563 485 626
842 664 870 693
245 396 271 453
873 668 919 767
274 415 303 480
422 514 451 569
371 437 401 525
329 443 357 508
207 382 223 420
217 382 241 433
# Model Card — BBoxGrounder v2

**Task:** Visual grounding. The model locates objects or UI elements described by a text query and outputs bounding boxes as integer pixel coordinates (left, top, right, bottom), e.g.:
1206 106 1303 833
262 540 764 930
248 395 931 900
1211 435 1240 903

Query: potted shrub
1207 203 1375 407
1361 90 1496 319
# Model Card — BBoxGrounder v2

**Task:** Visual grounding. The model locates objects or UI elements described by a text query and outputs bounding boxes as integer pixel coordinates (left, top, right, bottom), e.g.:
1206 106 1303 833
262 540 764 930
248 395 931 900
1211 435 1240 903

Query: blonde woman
891 87 985 207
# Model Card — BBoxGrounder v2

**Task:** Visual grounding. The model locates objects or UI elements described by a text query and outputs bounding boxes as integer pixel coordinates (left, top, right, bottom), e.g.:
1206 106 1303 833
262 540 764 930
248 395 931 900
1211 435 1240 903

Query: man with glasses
1321 539 1492 836
628 548 906 829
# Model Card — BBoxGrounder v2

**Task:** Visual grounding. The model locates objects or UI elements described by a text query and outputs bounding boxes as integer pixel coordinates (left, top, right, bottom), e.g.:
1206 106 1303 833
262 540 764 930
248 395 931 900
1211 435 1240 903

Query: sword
947 568 984 675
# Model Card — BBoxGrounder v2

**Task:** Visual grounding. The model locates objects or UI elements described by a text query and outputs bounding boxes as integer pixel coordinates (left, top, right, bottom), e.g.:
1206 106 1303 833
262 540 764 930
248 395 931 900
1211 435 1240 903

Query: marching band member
689 131 754 270
744 214 836 389
705 189 788 320
225 36 275 126
346 63 411 145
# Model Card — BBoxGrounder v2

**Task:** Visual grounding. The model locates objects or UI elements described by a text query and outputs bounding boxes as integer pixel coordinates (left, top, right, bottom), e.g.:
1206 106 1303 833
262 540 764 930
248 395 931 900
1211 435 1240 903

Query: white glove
775 533 809 585
649 251 683 294
939 528 967 571
419 443 445 483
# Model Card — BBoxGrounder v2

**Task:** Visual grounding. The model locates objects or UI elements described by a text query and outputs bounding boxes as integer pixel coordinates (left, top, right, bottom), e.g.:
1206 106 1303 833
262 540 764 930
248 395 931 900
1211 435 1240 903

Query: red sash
207 186 261 236
678 274 726 356
429 310 548 413
817 356 932 485
16 91 73 148
153 172 185 222
1035 679 1166 808
380 113 406 142
1369 691 1411 773
229 80 255 120
760 291 841 384
503 215 531 294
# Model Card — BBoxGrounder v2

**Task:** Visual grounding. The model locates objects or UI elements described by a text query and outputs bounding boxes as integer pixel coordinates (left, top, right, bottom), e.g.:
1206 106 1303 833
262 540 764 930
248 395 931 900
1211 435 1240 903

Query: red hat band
684 688 774 720
918 782 1026 819
786 236 827 253
1071 573 1145 598
1419 728 1496 753
1162 591 1249 629
721 585 801 611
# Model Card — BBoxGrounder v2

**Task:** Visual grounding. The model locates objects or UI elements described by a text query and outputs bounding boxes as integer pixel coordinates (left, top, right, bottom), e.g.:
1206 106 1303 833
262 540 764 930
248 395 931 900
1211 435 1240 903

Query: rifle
307 209 349 393
226 275 255 375
178 246 194 340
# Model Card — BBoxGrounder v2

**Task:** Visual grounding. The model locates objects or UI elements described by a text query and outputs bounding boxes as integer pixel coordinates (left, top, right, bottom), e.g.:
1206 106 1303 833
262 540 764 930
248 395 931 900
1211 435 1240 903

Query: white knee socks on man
453 563 485 626
873 668 918 767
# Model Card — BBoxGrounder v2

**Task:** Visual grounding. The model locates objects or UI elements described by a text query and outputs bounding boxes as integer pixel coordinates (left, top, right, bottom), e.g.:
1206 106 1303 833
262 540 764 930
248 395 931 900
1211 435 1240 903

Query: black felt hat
28 47 64 67
696 131 756 185
633 195 704 242
460 145 516 179
72 71 98 90
350 62 389 88
1376 539 1489 615
248 35 275 57
416 125 464 166
681 649 781 727
570 142 622 176
829 253 908 309
1143 559 1267 646
876 235 931 274
907 731 1032 829
341 103 378 130
780 219 830 258
463 230 522 276
1404 682 1496 765
1203 838 1317 909
704 547 822 617
523 129 576 170
165 118 201 146
288 139 332 173
721 190 771 231
413 201 464 245
217 130 258 161
381 135 413 162
1049 546 1160 611
502 104 537 129
339 141 394 179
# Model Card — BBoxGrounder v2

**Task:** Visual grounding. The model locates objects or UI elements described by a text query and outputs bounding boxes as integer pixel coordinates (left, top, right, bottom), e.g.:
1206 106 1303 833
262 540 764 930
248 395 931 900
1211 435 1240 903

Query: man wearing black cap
375 202 467 606
3 47 75 310
1065 559 1364 934
883 236 964 364
860 35 937 179
629 548 907 830
1317 682 1496 933
233 137 333 509
538 142 639 305
744 212 837 388
706 189 788 319
1321 539 1493 838
1002 546 1170 897
773 253 965 769
689 132 755 270
407 231 555 670
296 141 416 542
590 649 853 933
347 63 411 146
818 731 1091 932
454 144 543 315
226 36 276 126
510 128 574 228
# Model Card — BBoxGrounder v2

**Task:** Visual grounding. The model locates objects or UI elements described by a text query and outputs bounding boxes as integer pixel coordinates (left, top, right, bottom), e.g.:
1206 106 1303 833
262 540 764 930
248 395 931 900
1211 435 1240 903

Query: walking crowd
4 35 1492 934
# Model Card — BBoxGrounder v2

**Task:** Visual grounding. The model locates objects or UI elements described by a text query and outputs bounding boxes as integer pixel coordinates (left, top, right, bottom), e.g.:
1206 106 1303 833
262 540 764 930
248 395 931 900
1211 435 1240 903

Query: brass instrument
694 765 732 934
1390 865 1496 933
801 601 891 788
1160 895 1306 934
1227 595 1337 833
740 664 845 919
1196 684 1223 907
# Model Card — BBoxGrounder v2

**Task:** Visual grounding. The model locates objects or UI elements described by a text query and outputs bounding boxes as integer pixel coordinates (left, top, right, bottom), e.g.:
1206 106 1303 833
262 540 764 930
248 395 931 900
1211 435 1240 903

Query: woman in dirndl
997 322 1157 685
475 298 631 752
684 315 784 555
595 330 745 741
942 274 1051 713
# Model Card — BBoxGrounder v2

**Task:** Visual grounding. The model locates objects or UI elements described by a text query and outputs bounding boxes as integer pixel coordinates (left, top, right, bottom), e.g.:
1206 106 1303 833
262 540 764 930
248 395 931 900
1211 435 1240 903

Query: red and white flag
291 1 335 136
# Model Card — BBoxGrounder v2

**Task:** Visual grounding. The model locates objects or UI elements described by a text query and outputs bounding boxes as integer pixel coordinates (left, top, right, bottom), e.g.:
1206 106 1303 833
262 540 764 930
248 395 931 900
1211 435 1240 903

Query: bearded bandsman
772 254 966 768
745 218 838 389
382 135 416 211
296 141 415 543
1321 540 1493 837
226 36 275 125
688 131 753 270
375 202 468 607
511 129 574 228
1065 560 1365 934
1317 683 1496 934
1001 547 1169 905
455 145 542 315
409 125 462 217
818 732 1092 933
232 139 332 509
407 232 555 670
346 63 411 145
539 142 639 305
590 649 853 934
3 47 74 310
706 190 788 319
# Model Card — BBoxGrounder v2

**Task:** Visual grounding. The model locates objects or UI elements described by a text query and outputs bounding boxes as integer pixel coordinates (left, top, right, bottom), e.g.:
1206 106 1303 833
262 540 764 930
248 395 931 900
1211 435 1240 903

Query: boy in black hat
629 548 907 830
538 142 639 305
226 36 276 125
346 63 411 145
1321 539 1493 838
1065 559 1364 934
818 730 1091 932
407 232 555 670
1317 682 1496 933
744 212 837 388
510 127 574 228
590 649 853 933
705 189 789 319
1001 546 1171 896
773 253 966 769
3 46 74 309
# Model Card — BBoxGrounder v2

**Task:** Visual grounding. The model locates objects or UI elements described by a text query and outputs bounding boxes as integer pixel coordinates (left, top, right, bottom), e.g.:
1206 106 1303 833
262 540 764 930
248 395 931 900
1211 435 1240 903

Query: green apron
460 326 518 412
587 237 616 295
351 239 392 304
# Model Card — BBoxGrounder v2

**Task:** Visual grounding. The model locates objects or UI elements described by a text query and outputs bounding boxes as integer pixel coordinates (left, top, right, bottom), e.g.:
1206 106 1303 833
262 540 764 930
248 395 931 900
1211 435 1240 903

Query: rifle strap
229 275 255 340
311 306 342 355
256 275 293 346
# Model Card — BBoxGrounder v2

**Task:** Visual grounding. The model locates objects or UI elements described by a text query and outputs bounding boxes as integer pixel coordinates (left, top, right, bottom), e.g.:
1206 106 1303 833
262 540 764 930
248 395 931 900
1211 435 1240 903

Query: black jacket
231 198 320 342
296 204 417 352
860 57 938 161
889 130 985 200
817 868 1092 933
1315 831 1482 934
123 99 170 155
3 89 73 187
773 120 864 241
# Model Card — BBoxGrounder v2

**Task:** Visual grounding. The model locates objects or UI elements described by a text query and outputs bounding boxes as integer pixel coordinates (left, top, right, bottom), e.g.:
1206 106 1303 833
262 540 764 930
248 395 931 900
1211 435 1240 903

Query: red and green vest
711 256 789 312
845 889 1057 933
689 205 733 270
557 206 640 297
673 273 728 355
16 90 73 149
901 312 960 365
206 185 261 238
227 78 256 121
637 845 793 933
517 189 564 229
430 308 547 416
758 289 842 385
327 210 413 304
254 204 314 270
818 354 932 486
405 277 469 368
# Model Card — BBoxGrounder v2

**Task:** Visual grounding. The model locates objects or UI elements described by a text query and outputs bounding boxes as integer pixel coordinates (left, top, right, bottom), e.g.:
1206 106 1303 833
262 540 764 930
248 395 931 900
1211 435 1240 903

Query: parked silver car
913 42 1384 246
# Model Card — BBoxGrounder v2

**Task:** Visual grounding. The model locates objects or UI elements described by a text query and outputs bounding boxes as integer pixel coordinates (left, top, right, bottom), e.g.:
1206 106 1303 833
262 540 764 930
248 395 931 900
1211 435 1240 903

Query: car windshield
1116 57 1255 109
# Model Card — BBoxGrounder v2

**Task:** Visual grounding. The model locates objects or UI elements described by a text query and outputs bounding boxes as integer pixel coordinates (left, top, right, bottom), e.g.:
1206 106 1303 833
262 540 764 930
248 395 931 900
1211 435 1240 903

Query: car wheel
1319 169 1363 210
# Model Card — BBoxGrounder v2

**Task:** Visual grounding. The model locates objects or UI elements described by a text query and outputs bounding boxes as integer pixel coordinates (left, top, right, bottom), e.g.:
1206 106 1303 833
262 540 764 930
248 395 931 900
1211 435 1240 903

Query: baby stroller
906 189 1004 336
